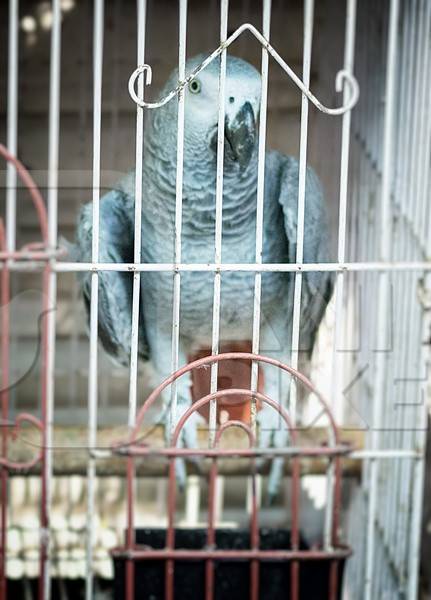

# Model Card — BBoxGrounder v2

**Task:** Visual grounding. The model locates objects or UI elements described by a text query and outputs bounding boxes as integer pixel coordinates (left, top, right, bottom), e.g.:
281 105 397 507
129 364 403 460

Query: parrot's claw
172 407 200 492
174 457 187 492
266 456 285 504
256 408 288 504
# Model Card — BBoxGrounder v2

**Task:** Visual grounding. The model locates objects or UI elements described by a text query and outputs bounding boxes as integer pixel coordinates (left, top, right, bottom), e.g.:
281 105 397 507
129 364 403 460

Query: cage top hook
128 23 359 116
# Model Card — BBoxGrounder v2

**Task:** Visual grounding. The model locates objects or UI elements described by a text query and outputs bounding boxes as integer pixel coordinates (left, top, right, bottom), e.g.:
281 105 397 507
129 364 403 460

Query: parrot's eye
189 79 201 94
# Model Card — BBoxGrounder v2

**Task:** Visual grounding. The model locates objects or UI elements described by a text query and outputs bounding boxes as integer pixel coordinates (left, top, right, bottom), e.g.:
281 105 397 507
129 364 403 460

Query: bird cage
111 353 351 600
0 0 430 599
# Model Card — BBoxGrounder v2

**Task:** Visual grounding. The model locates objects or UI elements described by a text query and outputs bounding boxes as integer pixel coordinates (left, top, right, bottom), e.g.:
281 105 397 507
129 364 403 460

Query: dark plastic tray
113 528 346 599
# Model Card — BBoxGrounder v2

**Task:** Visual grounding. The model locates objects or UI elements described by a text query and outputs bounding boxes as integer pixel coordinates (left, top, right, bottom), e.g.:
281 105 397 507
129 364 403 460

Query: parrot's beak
224 101 256 169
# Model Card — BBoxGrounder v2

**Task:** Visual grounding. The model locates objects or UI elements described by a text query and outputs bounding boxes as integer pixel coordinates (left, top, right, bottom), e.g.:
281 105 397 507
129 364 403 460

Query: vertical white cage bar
289 0 314 424
43 1 62 597
169 0 188 437
325 0 357 553
396 0 422 581
85 1 104 598
250 0 271 433
6 0 18 253
208 0 228 442
128 0 147 428
47 0 61 255
184 475 201 525
390 1 413 574
406 2 431 596
418 0 431 246
364 0 384 589
330 0 357 423
364 1 399 598
385 0 410 570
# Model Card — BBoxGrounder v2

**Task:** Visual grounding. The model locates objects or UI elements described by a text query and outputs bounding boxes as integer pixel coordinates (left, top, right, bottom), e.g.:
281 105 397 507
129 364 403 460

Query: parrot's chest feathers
142 268 285 345
140 168 289 344
141 213 287 344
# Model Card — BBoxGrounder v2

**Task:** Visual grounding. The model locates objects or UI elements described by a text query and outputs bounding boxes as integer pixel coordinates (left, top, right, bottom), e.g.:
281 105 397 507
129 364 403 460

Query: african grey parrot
75 54 333 500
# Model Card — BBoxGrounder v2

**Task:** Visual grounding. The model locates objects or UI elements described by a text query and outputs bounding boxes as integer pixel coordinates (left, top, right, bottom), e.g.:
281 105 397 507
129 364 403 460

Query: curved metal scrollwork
0 413 44 471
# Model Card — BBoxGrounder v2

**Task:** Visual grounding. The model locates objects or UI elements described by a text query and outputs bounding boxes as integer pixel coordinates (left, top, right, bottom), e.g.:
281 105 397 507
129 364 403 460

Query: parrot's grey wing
75 188 149 366
271 152 334 357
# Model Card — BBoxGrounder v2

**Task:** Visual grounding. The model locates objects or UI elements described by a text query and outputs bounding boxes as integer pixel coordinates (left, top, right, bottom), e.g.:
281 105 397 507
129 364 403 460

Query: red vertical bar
249 463 259 600
290 456 300 600
165 458 177 600
205 459 217 600
0 146 51 600
329 561 339 600
333 457 341 545
329 455 342 600
0 221 9 600
206 419 255 600
126 456 135 600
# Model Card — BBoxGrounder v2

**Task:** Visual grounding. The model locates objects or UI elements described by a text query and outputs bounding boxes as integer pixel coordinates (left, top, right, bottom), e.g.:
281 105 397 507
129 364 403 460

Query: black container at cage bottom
113 528 347 600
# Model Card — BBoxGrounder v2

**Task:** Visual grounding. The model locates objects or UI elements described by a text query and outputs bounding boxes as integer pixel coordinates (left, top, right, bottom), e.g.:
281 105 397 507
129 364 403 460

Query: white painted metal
169 0 188 438
128 23 359 116
5 0 19 417
330 0 357 424
6 0 18 254
85 1 104 598
2 1 429 597
395 0 421 586
250 0 271 431
209 0 228 443
325 0 357 553
44 1 62 597
52 260 431 273
128 0 147 429
289 0 313 425
184 475 201 525
364 1 399 597
343 0 430 597
405 0 431 595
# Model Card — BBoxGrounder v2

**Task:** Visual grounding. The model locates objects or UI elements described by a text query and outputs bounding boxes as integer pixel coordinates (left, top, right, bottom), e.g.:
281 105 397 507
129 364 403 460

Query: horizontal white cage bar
52 260 431 273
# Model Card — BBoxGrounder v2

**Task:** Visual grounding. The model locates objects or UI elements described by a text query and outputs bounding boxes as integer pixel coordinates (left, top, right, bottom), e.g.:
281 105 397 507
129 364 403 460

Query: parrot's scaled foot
172 403 201 491
174 457 187 491
257 409 288 505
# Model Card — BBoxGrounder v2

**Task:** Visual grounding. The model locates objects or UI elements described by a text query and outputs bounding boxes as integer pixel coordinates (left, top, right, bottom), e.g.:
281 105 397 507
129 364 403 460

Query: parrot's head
184 54 261 171
148 54 261 175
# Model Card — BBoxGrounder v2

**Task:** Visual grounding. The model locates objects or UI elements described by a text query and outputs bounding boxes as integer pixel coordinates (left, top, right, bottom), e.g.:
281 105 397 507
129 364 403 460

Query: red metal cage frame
0 144 62 600
0 145 352 600
112 352 352 600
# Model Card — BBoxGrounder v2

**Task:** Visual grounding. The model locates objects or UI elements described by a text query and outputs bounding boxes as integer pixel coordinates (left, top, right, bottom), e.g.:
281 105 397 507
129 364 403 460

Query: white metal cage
343 0 430 597
0 0 430 599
